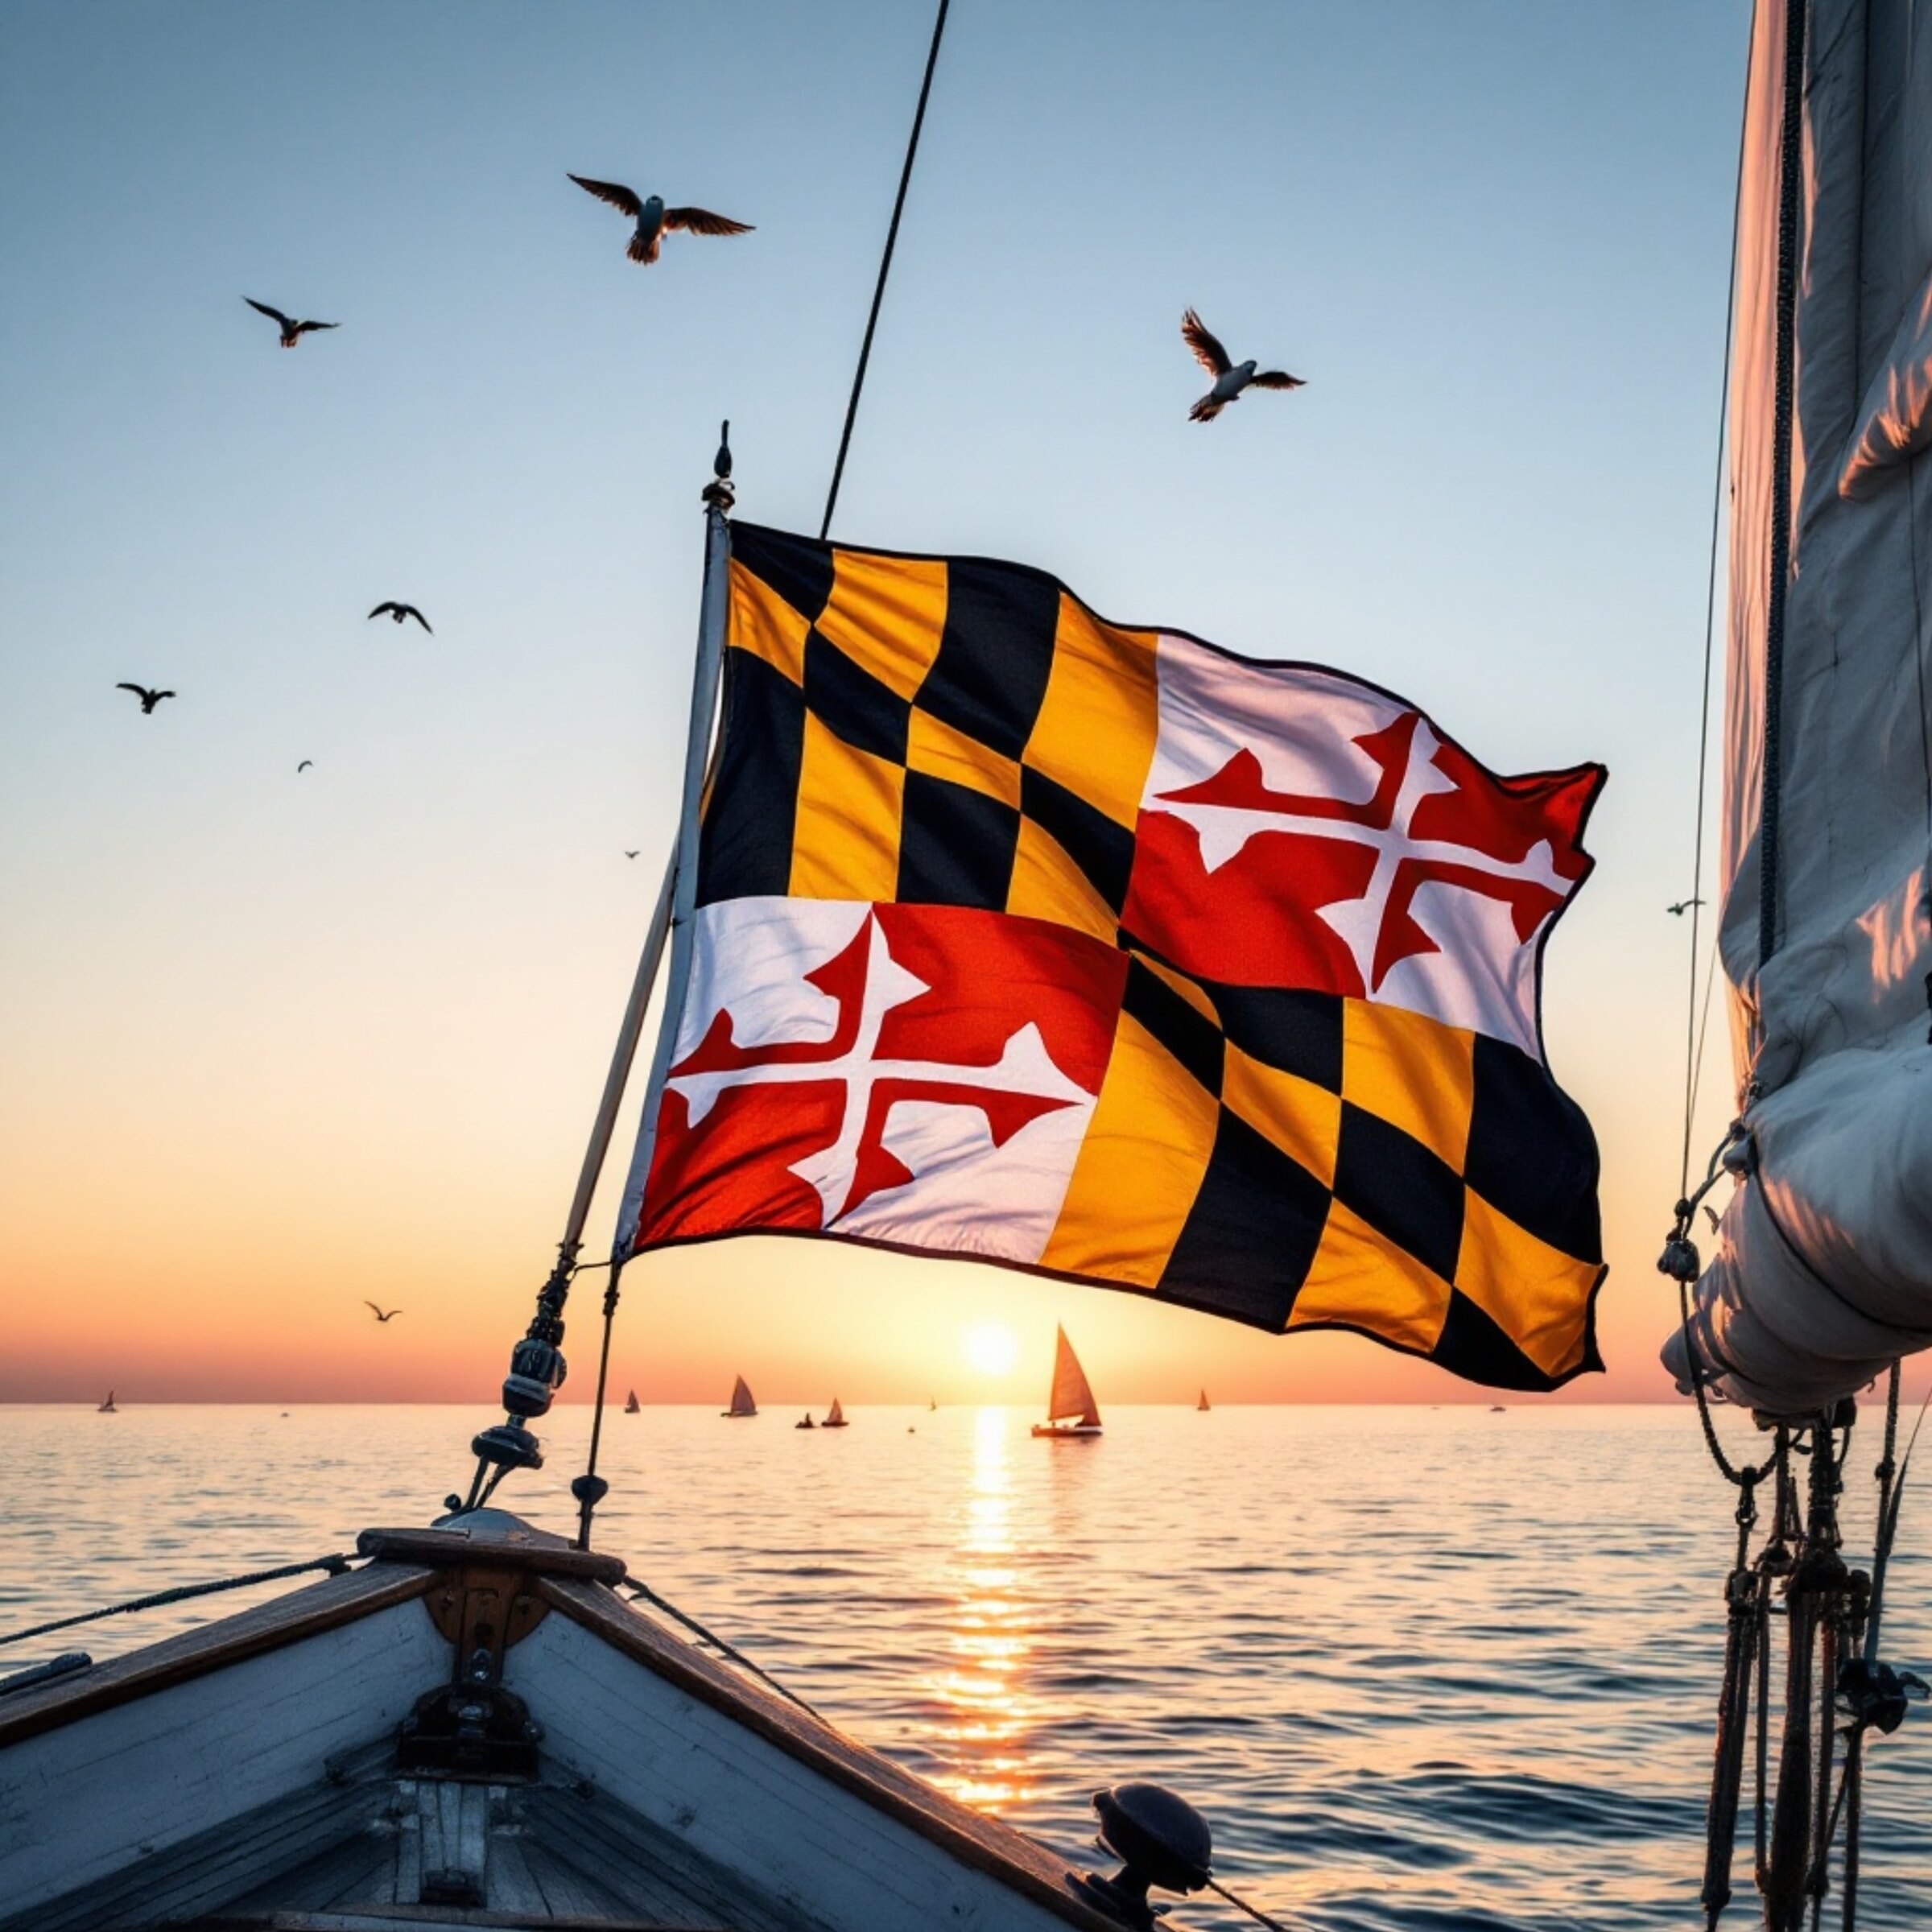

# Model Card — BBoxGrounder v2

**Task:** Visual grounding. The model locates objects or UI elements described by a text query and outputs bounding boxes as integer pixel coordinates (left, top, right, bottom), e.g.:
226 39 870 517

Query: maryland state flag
616 523 1606 1390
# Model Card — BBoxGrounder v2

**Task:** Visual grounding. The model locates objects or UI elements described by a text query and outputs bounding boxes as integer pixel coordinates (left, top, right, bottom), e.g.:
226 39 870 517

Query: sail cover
1666 0 1932 1414
1047 1327 1100 1426
618 523 1607 1392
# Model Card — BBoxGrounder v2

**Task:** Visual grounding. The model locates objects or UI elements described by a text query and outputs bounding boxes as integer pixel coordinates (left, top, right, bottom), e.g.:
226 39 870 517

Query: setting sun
964 1323 1018 1377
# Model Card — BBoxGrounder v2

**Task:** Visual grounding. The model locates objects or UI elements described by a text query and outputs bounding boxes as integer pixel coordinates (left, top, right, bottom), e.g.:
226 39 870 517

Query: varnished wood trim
536 1577 1124 1932
421 1565 550 1653
0 1563 436 1748
360 1525 626 1585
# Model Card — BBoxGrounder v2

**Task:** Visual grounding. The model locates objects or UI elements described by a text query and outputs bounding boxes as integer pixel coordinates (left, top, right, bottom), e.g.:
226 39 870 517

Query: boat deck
204 1767 774 1931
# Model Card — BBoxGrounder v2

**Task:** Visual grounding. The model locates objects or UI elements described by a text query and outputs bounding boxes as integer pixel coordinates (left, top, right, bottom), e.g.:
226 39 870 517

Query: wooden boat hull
1030 1424 1102 1439
0 1510 1138 1931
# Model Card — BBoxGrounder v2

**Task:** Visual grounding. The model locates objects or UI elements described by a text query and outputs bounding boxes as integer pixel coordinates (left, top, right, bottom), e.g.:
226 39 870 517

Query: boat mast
456 436 735 1530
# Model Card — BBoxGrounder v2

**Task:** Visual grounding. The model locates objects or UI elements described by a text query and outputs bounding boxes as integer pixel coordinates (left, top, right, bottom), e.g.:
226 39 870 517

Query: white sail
1667 0 1932 1414
1046 1326 1100 1426
724 1374 757 1417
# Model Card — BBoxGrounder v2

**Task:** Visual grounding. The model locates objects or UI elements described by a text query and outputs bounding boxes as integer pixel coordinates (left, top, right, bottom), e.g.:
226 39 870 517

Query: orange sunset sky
12 2 1896 1412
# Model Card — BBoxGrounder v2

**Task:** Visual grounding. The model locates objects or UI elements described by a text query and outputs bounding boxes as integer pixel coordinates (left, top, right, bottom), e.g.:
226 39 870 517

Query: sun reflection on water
931 1405 1039 1812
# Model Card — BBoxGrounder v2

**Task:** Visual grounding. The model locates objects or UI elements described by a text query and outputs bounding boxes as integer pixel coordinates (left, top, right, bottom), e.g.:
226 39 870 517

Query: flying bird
369 602 431 633
624 849 640 859
244 298 338 347
1182 309 1304 422
116 683 175 713
363 1302 402 1323
1703 1204 1722 1234
567 175 753 265
296 760 313 773
1667 897 1707 916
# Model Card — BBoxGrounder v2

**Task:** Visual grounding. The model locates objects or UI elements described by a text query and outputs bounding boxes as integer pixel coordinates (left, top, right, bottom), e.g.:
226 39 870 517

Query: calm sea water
2 1403 1926 1930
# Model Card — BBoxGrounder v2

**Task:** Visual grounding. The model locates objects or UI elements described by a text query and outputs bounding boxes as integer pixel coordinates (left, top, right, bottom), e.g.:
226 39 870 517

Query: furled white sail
1667 0 1932 1415
1046 1327 1100 1426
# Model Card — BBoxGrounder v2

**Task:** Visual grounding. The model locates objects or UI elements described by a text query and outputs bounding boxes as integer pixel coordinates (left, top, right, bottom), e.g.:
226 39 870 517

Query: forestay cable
819 0 951 540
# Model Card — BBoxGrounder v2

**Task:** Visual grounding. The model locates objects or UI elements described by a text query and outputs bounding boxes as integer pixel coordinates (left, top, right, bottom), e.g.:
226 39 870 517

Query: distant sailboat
822 1396 848 1429
1030 1327 1101 1439
928 1396 936 1412
97 1390 117 1414
795 1412 815 1430
623 1389 640 1414
722 1375 757 1418
1197 1389 1210 1412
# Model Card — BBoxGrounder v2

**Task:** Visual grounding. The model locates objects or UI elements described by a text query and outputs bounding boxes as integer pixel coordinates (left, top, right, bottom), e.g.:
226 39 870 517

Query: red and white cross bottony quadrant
1121 639 1598 1056
634 898 1126 1262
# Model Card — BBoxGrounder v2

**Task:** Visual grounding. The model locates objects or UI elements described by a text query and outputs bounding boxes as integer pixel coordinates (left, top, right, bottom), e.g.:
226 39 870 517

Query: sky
1 0 1837 1410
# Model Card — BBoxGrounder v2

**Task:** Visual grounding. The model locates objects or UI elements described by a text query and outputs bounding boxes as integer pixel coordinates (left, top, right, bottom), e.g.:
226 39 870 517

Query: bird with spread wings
1182 308 1304 423
244 298 339 348
568 175 753 265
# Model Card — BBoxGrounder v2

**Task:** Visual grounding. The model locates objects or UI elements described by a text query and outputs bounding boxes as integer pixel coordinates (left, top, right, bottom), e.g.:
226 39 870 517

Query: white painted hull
0 1512 1145 1931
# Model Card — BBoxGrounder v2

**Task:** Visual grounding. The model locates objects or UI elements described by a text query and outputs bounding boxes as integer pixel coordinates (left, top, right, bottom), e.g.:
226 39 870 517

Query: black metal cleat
1068 1782 1212 1930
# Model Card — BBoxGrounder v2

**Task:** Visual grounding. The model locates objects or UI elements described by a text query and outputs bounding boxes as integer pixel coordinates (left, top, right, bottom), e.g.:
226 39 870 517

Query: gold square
907 706 1023 809
1341 1001 1475 1173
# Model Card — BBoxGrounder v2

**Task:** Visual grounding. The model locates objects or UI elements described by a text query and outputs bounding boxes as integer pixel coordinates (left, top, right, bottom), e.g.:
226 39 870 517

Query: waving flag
617 523 1606 1390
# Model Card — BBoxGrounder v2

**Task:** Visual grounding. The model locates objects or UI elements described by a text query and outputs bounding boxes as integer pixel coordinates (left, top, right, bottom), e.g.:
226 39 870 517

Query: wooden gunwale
358 1525 627 1586
0 1561 436 1748
536 1575 1123 1932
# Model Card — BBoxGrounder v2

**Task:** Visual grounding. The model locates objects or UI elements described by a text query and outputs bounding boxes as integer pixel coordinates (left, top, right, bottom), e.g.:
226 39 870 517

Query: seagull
1182 309 1304 422
567 175 753 265
297 760 313 773
368 601 431 633
244 298 339 347
363 1302 402 1323
624 849 640 859
1667 897 1707 916
116 683 175 713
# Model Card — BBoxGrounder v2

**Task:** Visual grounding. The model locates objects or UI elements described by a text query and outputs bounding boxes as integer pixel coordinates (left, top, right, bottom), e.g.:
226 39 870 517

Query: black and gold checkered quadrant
658 521 1604 1391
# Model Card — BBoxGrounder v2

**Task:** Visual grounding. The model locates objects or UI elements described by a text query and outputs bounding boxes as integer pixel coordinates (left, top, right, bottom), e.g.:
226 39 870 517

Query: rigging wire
0 1554 356 1649
819 0 951 540
1204 1875 1310 1932
1757 0 1809 972
1678 10 1752 1201
621 1579 824 1720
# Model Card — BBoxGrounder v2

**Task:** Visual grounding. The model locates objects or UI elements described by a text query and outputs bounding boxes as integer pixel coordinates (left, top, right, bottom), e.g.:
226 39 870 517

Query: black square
916 557 1060 761
896 770 1020 909
696 648 803 905
1332 1103 1463 1284
732 522 834 625
1121 955 1224 1096
1209 985 1345 1093
1434 1286 1596 1392
1160 1108 1331 1331
1464 1035 1601 1260
1020 766 1134 914
803 630 912 765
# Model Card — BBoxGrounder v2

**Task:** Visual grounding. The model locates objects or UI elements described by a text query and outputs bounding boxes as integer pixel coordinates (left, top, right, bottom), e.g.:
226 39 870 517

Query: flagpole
456 432 735 1517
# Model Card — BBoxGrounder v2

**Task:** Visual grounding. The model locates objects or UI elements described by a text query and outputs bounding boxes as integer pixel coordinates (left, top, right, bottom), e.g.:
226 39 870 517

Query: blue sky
0 2 1757 1402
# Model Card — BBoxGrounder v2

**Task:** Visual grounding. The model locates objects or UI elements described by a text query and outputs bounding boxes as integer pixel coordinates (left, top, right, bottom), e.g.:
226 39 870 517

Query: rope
0 1554 356 1649
1204 1876 1307 1931
572 1260 626 1550
1679 38 1752 1196
1758 0 1809 972
622 1579 824 1720
819 0 951 541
